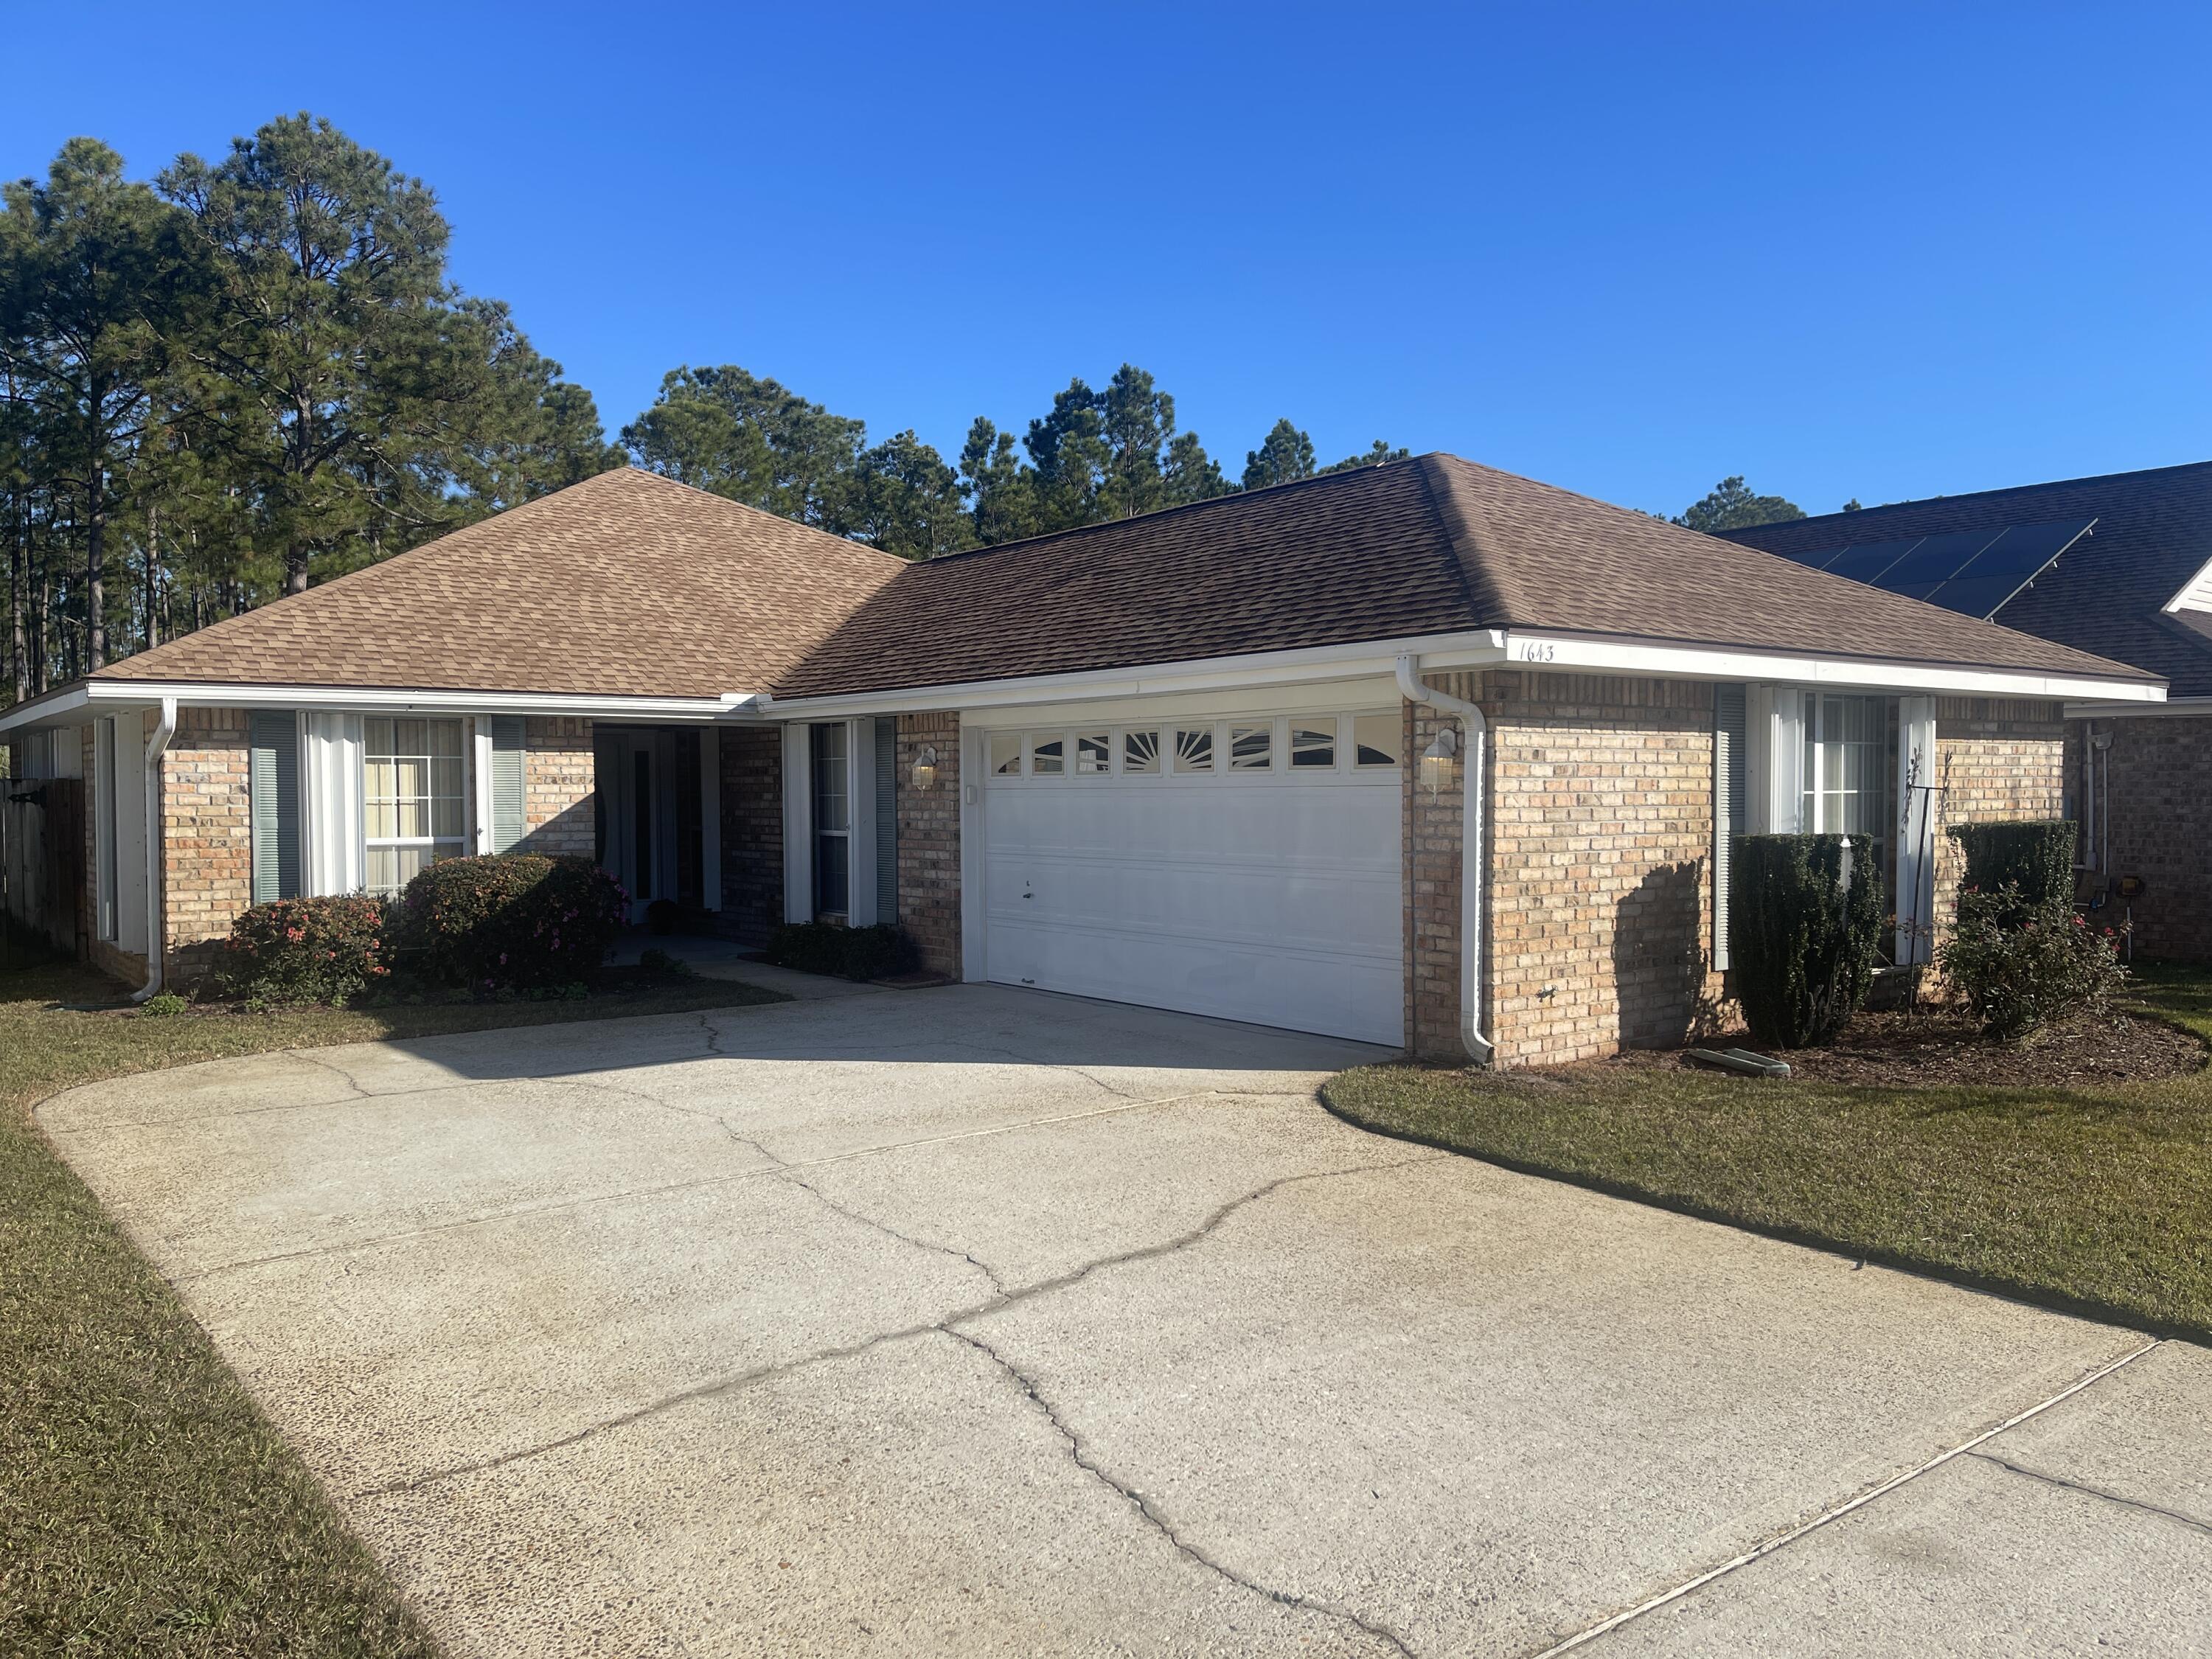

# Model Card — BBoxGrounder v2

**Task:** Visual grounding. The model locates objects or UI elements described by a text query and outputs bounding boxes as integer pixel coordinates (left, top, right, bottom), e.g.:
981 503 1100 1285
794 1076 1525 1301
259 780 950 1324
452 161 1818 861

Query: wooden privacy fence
2 776 83 957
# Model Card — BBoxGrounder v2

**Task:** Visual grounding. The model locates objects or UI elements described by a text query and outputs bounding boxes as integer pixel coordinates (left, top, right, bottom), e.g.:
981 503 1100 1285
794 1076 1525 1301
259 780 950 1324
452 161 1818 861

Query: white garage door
980 709 1404 1045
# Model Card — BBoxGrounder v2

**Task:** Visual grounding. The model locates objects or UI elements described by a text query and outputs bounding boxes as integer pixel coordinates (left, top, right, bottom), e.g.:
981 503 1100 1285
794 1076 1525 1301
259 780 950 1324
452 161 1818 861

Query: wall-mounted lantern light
1419 726 1458 799
911 744 939 792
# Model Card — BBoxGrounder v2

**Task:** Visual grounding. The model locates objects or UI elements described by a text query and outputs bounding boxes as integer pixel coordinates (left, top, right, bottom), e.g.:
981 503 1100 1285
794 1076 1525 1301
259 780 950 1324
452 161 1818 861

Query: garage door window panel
1122 730 1161 773
1031 734 1065 776
1175 728 1214 772
1290 720 1337 769
990 733 1023 776
1230 725 1273 771
1076 732 1111 774
1354 713 1401 768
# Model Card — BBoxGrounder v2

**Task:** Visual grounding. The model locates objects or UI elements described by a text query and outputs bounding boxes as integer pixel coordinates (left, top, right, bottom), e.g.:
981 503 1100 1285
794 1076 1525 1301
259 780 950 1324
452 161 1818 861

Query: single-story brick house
0 457 2163 1065
1722 460 2212 961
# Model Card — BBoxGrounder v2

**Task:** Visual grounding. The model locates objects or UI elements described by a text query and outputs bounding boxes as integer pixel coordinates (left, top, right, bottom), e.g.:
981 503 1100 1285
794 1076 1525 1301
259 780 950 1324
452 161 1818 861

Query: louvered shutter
490 716 526 852
874 717 898 921
250 711 301 904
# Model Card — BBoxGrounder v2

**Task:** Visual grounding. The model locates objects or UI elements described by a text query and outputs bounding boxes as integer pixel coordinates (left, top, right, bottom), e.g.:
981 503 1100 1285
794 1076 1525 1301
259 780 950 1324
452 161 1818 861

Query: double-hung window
364 717 465 894
1801 695 1889 870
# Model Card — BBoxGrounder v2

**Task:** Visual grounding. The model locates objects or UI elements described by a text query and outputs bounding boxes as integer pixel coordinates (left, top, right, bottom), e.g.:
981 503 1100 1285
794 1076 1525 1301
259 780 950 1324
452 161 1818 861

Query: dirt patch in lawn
1603 1006 2205 1088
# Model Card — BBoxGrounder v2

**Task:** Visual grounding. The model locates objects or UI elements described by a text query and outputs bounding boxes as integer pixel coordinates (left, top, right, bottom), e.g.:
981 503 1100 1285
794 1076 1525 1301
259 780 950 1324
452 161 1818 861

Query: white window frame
361 714 470 896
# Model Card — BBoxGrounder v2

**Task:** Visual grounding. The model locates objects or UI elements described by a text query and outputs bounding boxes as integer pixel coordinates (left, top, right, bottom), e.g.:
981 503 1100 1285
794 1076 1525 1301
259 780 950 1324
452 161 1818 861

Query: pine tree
1243 419 1316 490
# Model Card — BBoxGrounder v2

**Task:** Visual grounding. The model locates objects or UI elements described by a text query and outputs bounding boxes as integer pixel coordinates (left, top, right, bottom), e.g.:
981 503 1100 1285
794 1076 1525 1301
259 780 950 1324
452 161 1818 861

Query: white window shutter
1713 684 1747 970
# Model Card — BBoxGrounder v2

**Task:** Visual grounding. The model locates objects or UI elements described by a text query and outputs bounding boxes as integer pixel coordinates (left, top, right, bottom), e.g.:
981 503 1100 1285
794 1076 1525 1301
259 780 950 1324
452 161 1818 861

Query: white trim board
1500 631 2164 703
0 681 759 734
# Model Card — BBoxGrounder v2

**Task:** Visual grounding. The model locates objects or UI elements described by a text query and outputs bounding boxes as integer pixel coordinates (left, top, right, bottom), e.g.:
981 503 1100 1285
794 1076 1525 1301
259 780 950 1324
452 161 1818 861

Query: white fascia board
2063 694 2212 719
2160 551 2212 614
0 684 91 736
1500 630 2168 704
752 630 1511 720
63 681 761 722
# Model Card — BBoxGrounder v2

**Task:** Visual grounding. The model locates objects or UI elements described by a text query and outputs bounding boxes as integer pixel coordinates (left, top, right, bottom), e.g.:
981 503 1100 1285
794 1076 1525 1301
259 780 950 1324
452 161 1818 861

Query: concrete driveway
41 981 2212 1657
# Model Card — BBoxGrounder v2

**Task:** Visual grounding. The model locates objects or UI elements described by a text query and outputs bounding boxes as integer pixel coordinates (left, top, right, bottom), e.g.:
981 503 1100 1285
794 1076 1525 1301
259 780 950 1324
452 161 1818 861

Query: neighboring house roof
773 453 2154 697
57 452 2152 712
1718 460 2212 699
89 467 908 698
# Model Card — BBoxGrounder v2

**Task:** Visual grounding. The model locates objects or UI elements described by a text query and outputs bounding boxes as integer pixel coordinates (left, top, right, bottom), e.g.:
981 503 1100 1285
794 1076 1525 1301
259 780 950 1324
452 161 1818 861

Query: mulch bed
1607 1005 2205 1088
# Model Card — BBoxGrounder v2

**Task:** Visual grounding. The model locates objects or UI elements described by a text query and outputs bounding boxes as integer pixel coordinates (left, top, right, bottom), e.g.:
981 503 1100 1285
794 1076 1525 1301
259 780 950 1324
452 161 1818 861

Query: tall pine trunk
144 500 161 651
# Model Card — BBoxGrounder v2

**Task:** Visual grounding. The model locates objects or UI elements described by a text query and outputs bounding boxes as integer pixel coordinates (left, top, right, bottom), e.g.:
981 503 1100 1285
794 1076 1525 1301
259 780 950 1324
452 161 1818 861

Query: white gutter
0 682 758 732
2062 694 2212 720
1499 630 2164 704
131 696 178 1004
1396 655 1492 1067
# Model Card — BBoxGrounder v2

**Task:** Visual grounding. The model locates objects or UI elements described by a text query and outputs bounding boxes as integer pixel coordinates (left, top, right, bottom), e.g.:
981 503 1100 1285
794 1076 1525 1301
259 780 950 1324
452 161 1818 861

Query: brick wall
2064 712 2211 961
521 717 596 858
897 712 961 977
1931 697 2065 939
161 707 251 981
1476 672 1722 1068
717 725 783 942
1405 674 1474 1060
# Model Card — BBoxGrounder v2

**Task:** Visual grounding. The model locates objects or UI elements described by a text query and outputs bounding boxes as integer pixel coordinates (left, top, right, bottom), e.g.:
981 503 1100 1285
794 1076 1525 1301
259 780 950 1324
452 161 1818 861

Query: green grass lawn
1325 967 2212 1341
0 953 785 1658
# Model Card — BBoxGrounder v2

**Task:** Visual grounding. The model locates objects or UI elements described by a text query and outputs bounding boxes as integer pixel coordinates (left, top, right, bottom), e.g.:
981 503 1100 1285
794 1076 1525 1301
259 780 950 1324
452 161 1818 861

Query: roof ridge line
1414 454 1520 626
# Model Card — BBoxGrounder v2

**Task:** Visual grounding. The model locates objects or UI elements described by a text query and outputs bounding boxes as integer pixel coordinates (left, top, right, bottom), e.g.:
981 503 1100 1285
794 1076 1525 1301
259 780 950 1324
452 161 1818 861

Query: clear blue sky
9 1 2208 518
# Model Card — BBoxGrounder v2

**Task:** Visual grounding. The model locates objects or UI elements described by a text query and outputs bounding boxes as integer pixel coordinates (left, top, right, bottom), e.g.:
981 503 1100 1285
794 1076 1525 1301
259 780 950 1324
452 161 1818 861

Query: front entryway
594 726 707 922
978 708 1405 1044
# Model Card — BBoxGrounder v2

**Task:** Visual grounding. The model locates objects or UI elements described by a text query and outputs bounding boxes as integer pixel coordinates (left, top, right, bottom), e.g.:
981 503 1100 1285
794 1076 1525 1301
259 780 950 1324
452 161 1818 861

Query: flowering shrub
215 896 391 1005
392 855 627 991
1939 883 2126 1041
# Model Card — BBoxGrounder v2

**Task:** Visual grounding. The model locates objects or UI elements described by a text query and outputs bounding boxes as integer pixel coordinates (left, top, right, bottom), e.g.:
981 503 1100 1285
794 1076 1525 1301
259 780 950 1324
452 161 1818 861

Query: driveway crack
779 1171 1009 1298
344 1152 1439 1508
945 1326 1417 1657
1966 1451 2212 1539
288 1048 372 1097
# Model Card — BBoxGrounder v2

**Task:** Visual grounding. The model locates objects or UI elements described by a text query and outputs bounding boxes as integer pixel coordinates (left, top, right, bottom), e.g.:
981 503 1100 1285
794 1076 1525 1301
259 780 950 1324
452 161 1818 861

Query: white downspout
1395 655 1493 1065
131 697 178 1004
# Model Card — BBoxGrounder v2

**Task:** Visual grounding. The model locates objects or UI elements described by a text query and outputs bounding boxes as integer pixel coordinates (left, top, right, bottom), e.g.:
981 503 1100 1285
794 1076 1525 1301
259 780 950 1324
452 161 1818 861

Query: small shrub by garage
215 896 391 1005
1940 881 2127 1040
765 922 921 982
1728 833 1885 1048
1950 820 2077 927
393 855 627 991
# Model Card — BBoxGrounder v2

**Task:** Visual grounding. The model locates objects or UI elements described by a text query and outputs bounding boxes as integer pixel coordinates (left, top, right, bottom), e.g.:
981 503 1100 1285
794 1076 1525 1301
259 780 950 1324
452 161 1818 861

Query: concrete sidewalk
40 984 2212 1657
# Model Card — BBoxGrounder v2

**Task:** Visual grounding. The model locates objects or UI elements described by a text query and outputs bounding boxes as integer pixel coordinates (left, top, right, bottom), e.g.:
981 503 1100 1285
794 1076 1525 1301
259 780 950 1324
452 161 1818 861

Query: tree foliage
1 116 622 704
3 117 1419 709
1674 476 1806 535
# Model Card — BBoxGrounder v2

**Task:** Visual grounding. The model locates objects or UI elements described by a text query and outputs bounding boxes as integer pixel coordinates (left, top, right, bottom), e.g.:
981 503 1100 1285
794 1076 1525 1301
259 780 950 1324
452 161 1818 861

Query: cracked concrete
41 980 2212 1657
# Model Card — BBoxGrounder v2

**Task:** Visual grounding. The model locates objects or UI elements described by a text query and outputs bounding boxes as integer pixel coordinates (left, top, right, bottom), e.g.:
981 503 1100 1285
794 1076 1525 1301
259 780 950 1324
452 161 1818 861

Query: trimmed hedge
1728 833 1885 1048
765 922 921 982
392 855 627 990
215 896 390 1005
1949 820 2076 927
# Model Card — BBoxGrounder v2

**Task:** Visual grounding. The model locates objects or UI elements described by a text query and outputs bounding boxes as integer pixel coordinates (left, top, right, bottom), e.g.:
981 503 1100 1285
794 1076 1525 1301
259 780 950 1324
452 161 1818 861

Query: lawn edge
1318 1069 2208 1349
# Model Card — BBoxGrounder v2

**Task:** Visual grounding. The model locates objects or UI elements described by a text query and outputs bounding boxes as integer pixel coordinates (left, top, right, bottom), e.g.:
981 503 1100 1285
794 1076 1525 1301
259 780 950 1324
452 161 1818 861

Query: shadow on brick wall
1611 859 1718 1049
521 797 597 862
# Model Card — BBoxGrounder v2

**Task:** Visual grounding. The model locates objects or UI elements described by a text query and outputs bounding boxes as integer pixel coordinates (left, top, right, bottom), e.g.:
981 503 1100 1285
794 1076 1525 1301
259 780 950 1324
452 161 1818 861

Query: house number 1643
1517 640 1558 662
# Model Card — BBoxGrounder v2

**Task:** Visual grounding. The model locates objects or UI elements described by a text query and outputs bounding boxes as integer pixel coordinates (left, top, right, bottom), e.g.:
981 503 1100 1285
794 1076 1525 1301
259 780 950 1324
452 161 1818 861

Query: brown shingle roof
92 467 906 698
771 455 2157 698
84 452 2156 706
1717 461 2212 698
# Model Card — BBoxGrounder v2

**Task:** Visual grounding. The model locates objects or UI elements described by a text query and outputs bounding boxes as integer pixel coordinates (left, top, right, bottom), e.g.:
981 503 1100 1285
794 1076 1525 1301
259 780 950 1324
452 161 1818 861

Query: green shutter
250 711 301 904
874 717 897 921
490 716 526 852
1713 684 1746 972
